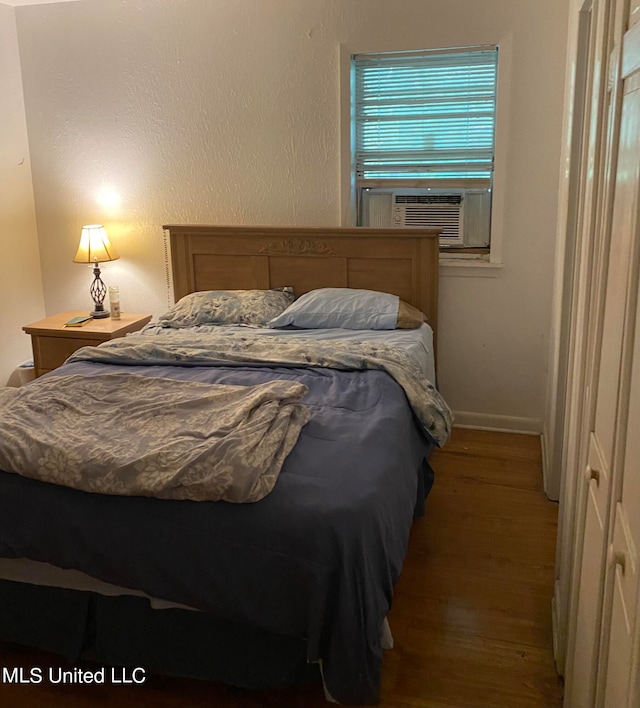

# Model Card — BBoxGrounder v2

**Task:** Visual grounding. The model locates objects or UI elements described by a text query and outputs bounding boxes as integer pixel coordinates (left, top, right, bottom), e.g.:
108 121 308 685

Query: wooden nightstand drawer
33 336 104 371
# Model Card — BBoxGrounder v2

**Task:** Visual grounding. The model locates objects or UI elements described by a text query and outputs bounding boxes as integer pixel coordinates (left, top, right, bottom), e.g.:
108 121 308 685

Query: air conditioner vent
402 205 461 238
395 194 463 206
392 194 462 238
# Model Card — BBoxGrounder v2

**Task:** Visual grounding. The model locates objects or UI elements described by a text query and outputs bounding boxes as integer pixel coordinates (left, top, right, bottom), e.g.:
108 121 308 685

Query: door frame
549 0 618 677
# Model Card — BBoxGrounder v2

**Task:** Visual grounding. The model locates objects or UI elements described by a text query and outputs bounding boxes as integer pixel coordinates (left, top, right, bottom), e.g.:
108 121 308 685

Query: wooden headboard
163 224 441 346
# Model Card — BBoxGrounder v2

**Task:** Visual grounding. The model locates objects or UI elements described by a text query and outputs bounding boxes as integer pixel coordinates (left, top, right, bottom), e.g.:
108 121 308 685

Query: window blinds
354 47 498 185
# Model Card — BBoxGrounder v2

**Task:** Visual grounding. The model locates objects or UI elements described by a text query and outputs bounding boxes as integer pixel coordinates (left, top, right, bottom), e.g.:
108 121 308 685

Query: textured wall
0 3 44 385
15 0 569 427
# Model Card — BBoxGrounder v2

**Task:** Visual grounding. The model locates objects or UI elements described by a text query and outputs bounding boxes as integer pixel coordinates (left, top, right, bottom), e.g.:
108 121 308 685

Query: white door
564 0 623 703
565 3 640 707
597 11 640 705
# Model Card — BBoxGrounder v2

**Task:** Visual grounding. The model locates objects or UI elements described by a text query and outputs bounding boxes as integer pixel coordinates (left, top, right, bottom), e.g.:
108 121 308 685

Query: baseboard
452 411 542 434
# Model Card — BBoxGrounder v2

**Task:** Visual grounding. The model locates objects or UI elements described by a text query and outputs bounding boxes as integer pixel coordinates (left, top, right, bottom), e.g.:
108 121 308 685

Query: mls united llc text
2 666 146 685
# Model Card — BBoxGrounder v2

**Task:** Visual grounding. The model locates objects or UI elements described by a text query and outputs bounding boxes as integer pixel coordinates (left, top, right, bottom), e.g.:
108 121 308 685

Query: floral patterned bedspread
0 374 309 502
67 329 453 446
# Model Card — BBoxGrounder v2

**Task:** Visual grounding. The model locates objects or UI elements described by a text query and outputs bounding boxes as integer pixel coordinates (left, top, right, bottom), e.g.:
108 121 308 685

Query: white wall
0 2 44 386
14 0 569 428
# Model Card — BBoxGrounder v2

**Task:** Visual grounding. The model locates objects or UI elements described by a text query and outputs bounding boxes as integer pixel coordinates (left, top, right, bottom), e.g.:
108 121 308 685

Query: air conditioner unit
362 189 491 247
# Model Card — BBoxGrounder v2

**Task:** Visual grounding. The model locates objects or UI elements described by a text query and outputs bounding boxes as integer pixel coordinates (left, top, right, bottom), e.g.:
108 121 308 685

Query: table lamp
73 224 120 318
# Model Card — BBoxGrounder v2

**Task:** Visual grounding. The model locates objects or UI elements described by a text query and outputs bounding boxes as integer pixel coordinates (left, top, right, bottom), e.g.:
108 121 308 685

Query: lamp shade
73 225 120 264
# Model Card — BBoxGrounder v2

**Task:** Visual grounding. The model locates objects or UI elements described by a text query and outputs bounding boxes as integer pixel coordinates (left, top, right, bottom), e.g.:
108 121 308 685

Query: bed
0 225 450 705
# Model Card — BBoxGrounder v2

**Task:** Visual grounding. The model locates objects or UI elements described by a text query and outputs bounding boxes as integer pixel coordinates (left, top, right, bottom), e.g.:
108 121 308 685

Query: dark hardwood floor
0 428 563 708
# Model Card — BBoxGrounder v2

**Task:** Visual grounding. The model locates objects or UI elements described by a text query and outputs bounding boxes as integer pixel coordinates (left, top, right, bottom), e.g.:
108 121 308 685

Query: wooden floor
0 428 563 708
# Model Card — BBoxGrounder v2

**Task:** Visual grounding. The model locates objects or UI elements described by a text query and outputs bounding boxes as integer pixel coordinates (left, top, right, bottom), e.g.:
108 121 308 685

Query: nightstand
23 311 152 378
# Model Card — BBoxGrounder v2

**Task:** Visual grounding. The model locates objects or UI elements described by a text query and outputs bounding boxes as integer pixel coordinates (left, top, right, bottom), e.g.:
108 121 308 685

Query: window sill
439 253 503 278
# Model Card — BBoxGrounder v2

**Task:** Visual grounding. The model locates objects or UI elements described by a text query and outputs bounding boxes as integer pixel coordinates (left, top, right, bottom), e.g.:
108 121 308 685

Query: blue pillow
267 288 400 330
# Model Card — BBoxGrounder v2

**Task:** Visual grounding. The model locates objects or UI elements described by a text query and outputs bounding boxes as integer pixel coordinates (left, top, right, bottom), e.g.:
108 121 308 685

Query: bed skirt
0 579 320 690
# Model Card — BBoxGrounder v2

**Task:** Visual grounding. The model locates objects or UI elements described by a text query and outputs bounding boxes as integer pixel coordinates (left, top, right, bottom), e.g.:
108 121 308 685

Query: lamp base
89 263 110 319
91 308 110 319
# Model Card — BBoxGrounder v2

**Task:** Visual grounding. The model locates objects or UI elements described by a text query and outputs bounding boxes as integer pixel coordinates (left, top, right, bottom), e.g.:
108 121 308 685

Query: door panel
604 555 633 708
592 76 637 466
621 261 640 706
599 52 640 708
572 480 607 706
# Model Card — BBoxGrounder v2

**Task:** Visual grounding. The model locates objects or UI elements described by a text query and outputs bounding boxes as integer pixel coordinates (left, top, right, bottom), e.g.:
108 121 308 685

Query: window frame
340 36 512 268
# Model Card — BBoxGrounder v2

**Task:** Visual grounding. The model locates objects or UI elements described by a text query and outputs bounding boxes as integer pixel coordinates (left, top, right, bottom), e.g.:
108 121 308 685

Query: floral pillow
158 288 295 328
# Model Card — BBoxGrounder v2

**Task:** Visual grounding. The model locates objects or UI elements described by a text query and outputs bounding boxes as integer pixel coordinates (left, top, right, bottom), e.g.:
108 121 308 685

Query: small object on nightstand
109 286 121 320
63 315 94 327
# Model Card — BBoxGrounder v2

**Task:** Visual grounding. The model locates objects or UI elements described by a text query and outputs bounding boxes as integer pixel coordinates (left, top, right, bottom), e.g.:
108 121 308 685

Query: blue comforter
0 351 438 704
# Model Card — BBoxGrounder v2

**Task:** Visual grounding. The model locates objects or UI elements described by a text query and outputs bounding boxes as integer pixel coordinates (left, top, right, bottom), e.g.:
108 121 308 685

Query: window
353 46 498 249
